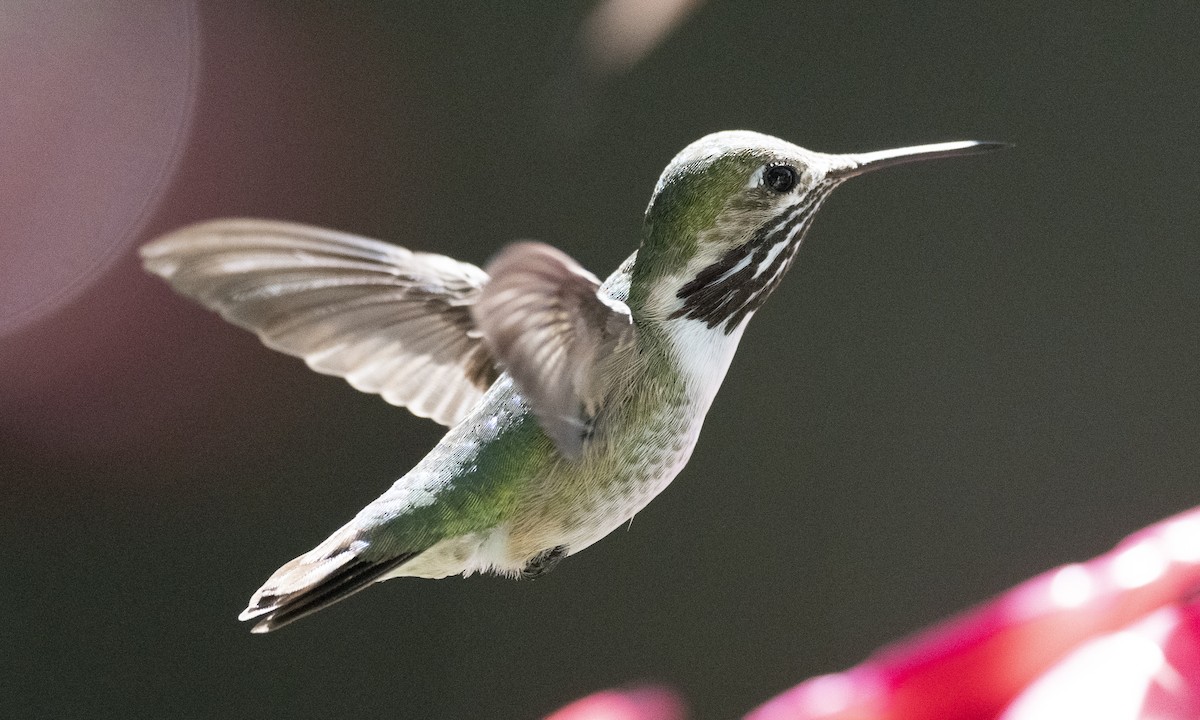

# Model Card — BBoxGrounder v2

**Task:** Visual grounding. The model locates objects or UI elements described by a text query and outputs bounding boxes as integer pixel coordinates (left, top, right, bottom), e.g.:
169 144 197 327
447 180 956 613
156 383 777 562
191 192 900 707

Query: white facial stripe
714 253 753 284
753 239 790 278
750 196 809 278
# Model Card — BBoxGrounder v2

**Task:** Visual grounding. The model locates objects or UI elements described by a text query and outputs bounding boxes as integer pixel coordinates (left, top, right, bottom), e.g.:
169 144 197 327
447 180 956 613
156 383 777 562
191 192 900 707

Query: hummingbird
141 130 1002 632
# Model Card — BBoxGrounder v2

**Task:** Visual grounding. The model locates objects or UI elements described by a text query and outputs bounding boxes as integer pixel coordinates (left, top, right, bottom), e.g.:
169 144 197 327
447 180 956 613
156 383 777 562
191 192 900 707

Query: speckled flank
372 258 732 579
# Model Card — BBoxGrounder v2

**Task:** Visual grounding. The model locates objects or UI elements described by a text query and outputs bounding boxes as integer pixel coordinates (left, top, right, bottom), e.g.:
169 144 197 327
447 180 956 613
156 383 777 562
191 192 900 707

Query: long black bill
828 140 1010 180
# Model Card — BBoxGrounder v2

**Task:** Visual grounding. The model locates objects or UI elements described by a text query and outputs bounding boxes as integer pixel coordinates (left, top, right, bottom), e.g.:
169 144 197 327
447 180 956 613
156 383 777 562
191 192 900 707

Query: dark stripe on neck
670 181 834 333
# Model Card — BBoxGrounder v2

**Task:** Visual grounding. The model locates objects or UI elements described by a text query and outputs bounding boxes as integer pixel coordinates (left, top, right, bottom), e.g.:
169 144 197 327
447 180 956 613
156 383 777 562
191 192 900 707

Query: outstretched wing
472 242 636 459
141 219 499 426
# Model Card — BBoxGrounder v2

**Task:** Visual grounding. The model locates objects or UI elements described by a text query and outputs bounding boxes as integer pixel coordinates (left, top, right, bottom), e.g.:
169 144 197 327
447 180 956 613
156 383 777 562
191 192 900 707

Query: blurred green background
4 2 1200 718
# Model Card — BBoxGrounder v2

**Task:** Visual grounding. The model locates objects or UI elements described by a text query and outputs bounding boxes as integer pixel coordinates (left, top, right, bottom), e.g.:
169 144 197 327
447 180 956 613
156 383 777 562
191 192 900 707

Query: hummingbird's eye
763 164 798 193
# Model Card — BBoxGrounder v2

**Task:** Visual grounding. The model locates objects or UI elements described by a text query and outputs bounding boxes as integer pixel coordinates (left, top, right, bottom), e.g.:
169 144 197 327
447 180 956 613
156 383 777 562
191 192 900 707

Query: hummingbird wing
472 242 636 459
140 219 499 426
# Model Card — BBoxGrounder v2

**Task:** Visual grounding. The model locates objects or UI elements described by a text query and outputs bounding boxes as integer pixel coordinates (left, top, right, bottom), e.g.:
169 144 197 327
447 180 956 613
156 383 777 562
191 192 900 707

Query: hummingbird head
629 130 1004 332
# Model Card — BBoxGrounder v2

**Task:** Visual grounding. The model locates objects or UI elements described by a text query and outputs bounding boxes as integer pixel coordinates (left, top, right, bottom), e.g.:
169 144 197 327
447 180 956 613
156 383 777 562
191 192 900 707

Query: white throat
664 315 751 412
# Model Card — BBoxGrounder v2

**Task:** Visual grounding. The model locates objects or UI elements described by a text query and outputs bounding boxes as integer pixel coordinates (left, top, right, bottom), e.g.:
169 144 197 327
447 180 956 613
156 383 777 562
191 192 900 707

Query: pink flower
547 506 1200 720
751 506 1200 720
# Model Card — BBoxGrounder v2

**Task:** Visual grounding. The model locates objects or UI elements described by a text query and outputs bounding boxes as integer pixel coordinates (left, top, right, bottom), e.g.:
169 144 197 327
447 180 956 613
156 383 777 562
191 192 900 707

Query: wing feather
472 242 636 459
141 219 499 426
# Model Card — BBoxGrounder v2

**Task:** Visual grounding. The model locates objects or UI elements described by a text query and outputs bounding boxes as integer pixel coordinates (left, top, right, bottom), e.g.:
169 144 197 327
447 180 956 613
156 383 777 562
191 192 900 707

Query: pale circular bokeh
0 1 198 337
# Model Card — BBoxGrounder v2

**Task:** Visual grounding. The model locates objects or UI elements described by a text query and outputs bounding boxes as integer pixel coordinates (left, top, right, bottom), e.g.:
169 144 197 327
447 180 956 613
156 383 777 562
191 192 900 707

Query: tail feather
240 548 418 633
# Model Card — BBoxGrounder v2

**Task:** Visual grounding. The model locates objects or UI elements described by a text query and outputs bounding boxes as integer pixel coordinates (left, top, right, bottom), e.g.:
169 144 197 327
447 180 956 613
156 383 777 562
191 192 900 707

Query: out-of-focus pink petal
1142 595 1200 720
1003 591 1200 719
1143 594 1200 717
545 686 686 720
747 507 1200 720
1001 605 1178 719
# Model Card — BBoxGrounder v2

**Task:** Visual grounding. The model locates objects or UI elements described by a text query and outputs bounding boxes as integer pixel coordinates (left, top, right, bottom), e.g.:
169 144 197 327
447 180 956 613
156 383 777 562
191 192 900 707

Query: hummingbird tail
238 545 418 633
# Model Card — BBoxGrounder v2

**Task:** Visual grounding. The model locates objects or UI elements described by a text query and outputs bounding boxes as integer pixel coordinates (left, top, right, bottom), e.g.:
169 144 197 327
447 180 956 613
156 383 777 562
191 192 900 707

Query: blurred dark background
3 2 1199 718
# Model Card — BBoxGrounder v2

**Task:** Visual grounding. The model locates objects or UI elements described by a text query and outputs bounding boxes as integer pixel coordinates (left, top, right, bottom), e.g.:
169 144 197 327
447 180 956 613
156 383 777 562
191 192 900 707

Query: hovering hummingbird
142 130 1002 632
